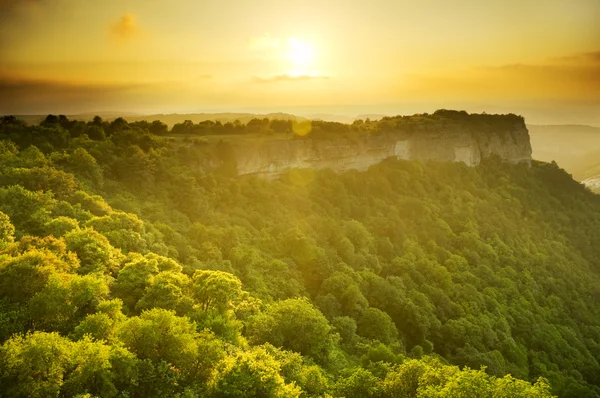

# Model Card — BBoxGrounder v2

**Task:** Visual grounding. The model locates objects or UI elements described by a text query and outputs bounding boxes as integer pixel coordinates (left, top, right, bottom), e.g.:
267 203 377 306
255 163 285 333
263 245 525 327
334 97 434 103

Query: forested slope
0 115 599 397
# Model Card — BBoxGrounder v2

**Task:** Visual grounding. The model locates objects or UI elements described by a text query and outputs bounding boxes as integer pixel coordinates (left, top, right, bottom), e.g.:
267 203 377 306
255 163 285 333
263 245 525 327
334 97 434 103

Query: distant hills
528 124 600 183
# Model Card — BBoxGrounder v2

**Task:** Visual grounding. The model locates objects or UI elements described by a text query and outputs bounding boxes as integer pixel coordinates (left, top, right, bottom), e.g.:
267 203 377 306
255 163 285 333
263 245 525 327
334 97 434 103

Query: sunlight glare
288 38 314 67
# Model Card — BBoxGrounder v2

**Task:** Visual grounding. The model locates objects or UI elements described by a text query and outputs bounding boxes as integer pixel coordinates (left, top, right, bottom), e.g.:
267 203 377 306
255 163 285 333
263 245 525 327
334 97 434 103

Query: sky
0 0 599 124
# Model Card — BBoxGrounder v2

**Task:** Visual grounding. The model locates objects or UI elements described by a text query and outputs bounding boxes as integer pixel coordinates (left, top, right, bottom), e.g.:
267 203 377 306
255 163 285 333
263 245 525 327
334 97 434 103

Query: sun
288 38 314 68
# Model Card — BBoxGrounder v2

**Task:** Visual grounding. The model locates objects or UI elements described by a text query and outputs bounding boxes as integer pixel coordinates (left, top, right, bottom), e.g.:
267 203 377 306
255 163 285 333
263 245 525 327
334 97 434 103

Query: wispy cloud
551 50 600 64
402 49 600 103
0 75 141 114
0 0 41 21
252 73 329 83
248 34 280 51
0 74 224 115
0 0 38 9
109 13 141 43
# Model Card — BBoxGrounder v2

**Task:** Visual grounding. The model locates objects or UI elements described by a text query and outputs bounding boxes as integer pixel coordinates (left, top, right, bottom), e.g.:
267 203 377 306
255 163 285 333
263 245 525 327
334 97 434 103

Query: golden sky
0 0 599 124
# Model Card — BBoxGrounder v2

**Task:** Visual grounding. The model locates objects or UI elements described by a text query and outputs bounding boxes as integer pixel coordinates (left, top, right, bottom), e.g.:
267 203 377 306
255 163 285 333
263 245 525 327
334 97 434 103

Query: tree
111 253 161 313
85 125 106 141
0 185 56 237
136 271 194 315
91 115 103 126
69 190 112 217
0 250 72 304
0 211 15 244
86 211 147 253
191 270 244 313
357 307 399 344
41 114 60 127
61 337 138 397
44 216 79 237
109 117 129 134
65 147 104 187
149 120 169 135
64 228 121 275
28 272 109 333
212 346 301 398
382 358 432 398
318 273 369 318
332 316 358 349
334 368 383 398
72 299 126 342
0 332 138 398
0 167 78 199
116 308 199 373
246 298 333 364
382 357 554 398
0 332 72 397
15 146 48 168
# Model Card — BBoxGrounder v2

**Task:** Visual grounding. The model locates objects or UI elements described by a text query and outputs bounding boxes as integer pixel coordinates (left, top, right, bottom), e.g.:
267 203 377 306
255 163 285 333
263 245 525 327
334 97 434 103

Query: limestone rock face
233 123 532 178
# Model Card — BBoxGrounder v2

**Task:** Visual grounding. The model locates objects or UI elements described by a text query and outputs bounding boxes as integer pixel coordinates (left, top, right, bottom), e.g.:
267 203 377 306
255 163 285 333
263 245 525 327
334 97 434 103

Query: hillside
1 114 599 397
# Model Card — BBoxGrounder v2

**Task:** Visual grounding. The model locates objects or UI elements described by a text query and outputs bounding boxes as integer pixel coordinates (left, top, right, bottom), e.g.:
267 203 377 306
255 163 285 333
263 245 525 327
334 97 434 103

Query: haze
0 0 599 124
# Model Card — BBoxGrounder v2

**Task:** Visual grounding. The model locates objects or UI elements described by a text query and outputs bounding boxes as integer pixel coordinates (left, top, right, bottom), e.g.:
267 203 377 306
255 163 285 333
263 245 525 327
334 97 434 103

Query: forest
0 113 599 397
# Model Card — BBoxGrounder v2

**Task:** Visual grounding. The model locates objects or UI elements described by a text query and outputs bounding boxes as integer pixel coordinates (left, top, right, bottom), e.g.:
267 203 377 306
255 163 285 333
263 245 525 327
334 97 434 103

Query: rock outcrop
232 118 532 178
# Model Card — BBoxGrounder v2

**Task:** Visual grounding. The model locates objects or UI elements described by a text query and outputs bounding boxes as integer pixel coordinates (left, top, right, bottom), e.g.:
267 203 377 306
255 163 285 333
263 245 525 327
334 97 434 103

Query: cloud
0 75 141 114
584 51 600 63
401 49 600 103
551 51 600 64
0 0 41 22
0 74 225 115
248 34 280 51
252 73 329 83
109 13 140 43
0 0 38 9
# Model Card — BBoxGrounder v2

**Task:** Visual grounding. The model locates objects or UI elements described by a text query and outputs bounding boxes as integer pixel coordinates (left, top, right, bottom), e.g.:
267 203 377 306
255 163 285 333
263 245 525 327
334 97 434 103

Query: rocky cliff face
232 122 532 178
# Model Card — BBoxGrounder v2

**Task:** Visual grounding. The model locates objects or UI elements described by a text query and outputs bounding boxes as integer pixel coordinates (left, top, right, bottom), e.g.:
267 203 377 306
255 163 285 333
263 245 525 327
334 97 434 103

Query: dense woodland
6 110 521 141
0 113 599 397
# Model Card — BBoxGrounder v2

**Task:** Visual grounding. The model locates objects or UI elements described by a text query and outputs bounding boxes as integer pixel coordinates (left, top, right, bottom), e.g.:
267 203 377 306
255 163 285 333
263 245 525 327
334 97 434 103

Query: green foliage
357 307 399 344
0 185 56 237
0 332 138 398
72 299 126 342
117 308 198 369
69 191 112 217
0 249 73 304
212 346 301 398
28 272 109 333
0 211 15 245
192 269 243 312
382 357 554 398
44 216 80 237
334 367 383 398
0 332 73 397
0 166 78 199
136 271 194 314
247 298 334 364
64 228 121 275
1 113 599 396
111 253 159 313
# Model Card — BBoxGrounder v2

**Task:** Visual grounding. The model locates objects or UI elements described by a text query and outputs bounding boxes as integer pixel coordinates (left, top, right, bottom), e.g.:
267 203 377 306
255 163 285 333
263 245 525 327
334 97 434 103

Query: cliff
232 112 532 178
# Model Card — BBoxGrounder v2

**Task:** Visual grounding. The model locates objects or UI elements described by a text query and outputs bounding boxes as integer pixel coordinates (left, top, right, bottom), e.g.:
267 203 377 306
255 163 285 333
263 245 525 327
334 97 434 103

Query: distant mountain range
528 124 600 179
